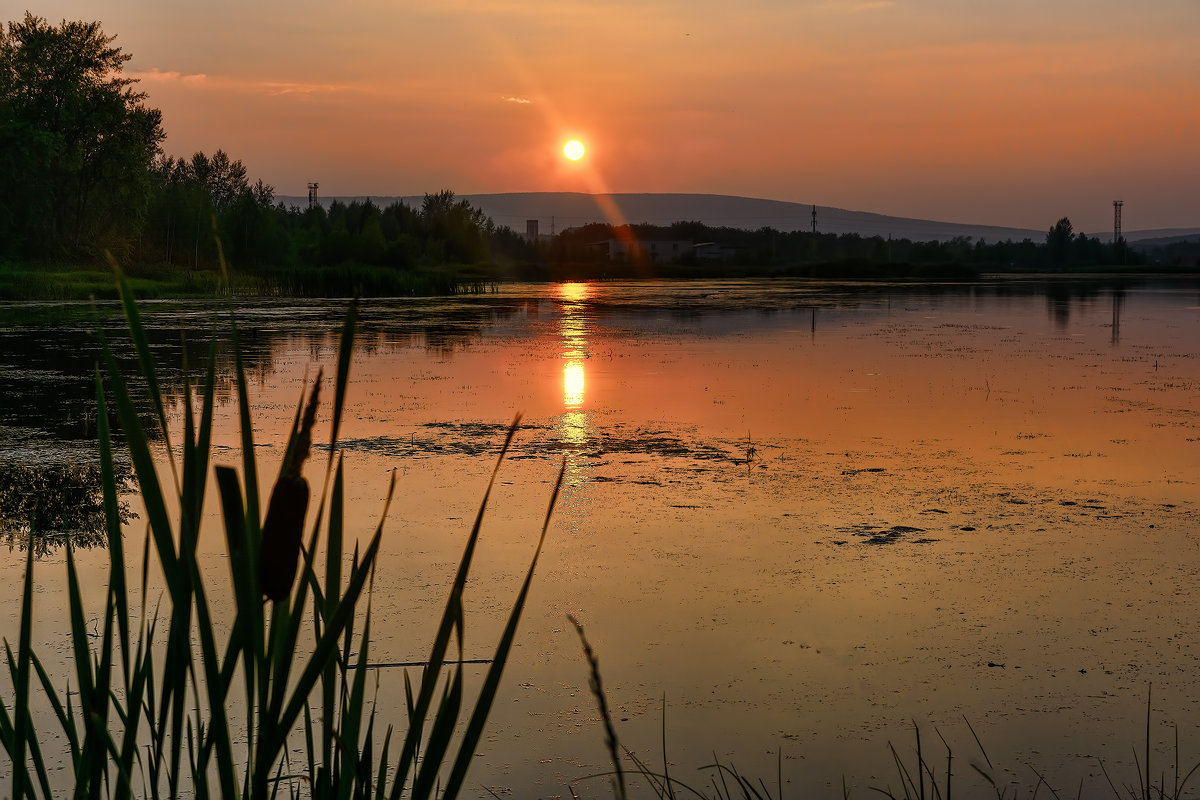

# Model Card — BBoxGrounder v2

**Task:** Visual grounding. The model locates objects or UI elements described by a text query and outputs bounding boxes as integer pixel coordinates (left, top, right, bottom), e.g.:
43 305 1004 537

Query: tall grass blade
396 416 523 789
106 257 177 480
413 667 465 799
444 459 565 799
270 530 383 774
94 369 131 675
326 300 357 471
1144 685 1151 800
6 546 36 800
565 606 626 800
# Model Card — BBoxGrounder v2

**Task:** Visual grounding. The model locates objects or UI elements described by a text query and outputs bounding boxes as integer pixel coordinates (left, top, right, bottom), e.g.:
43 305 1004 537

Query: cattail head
259 370 322 602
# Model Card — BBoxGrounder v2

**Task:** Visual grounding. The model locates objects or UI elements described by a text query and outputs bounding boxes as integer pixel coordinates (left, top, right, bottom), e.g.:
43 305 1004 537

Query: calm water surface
2 278 1199 797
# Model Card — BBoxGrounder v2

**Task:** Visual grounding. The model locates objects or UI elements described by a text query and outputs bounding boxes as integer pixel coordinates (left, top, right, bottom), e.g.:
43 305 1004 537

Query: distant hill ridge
277 191 1198 245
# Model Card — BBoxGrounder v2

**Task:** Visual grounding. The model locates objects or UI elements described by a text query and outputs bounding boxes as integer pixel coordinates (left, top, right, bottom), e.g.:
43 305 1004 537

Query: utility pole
808 205 818 262
1113 200 1124 264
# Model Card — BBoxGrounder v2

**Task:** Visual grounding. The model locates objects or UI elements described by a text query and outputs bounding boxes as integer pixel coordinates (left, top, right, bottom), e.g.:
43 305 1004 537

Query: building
589 237 698 263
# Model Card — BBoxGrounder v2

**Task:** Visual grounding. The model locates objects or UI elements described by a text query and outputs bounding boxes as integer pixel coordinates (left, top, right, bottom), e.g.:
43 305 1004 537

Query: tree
1046 217 1074 266
0 13 164 258
142 149 276 269
190 150 250 213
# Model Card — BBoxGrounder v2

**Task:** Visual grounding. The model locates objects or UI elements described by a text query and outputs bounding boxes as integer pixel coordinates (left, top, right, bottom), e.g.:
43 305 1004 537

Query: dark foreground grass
0 269 563 798
566 619 1200 800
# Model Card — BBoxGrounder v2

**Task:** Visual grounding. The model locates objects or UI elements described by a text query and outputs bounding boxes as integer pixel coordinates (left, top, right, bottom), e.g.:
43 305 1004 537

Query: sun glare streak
473 25 632 228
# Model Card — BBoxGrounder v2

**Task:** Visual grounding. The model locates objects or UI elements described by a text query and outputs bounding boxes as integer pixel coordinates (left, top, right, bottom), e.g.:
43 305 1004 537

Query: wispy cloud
501 95 532 104
130 69 352 96
819 0 895 12
131 68 208 85
258 81 348 96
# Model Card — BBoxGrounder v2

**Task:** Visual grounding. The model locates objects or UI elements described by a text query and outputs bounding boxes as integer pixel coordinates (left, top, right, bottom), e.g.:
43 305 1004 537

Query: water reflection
0 458 135 555
4 279 1200 796
1111 287 1125 346
557 282 592 469
563 361 585 408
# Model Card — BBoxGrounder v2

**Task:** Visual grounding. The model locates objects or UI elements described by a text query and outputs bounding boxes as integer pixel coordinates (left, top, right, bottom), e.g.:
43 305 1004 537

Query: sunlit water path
2 278 1199 797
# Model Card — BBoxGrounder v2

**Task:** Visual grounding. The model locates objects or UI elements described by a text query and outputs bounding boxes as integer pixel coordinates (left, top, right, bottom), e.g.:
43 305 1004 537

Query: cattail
259 371 321 602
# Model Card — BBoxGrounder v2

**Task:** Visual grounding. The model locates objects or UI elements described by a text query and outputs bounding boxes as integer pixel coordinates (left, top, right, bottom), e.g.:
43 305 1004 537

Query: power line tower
811 205 817 235
307 182 319 208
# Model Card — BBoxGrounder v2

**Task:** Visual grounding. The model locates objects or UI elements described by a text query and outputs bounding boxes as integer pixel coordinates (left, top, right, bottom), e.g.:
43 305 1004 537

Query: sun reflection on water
563 360 585 408
557 282 592 477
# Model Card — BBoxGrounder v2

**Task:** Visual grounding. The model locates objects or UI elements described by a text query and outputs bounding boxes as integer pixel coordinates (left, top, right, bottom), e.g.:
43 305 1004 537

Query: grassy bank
7 258 1191 301
0 260 505 300
0 260 223 300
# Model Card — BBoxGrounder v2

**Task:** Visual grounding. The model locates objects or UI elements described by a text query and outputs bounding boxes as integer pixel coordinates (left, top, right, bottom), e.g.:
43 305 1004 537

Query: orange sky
26 1 1199 231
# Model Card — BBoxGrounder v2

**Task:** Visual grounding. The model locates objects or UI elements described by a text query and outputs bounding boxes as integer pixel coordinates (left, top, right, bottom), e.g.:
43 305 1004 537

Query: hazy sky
21 1 1199 231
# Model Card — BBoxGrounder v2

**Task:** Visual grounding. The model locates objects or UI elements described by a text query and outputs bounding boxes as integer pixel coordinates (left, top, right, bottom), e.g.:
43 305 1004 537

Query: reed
568 640 1198 800
0 268 562 798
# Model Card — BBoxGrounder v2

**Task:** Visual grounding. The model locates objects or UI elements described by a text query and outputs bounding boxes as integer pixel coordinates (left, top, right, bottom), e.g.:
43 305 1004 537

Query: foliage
142 150 279 270
1047 216 1075 265
0 13 164 259
0 272 562 798
546 219 1141 278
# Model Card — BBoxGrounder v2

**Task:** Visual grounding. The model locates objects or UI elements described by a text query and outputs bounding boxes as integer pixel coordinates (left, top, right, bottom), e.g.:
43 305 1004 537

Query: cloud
131 68 208 85
130 69 351 96
258 81 348 96
819 0 895 12
501 95 532 104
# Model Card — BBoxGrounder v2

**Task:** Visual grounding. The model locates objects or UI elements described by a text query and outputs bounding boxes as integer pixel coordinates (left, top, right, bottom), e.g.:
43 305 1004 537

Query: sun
563 140 585 161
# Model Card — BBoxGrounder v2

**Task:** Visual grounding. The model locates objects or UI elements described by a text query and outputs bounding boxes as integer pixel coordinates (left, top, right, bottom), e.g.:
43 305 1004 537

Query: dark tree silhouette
0 13 164 258
1046 217 1074 266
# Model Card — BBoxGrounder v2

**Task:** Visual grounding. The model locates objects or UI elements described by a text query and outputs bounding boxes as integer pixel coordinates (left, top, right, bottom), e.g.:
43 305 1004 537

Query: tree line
0 13 536 278
2 13 1175 292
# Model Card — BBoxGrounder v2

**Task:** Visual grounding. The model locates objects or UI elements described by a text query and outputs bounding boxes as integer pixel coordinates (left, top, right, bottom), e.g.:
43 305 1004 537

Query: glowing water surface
2 278 1199 797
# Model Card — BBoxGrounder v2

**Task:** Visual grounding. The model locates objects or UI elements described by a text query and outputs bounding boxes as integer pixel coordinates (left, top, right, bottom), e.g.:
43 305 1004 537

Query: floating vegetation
333 420 742 465
833 523 934 546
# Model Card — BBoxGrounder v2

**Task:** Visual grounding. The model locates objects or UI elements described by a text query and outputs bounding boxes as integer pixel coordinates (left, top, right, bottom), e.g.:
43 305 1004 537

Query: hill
278 192 1197 245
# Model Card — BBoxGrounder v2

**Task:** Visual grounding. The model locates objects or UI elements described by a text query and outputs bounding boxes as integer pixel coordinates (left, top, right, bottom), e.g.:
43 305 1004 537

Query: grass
0 260 230 300
871 694 1200 800
563 619 1199 800
0 267 563 798
0 259 502 300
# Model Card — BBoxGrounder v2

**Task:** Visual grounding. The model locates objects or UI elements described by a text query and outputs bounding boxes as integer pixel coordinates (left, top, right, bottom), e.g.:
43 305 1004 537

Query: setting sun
563 140 585 161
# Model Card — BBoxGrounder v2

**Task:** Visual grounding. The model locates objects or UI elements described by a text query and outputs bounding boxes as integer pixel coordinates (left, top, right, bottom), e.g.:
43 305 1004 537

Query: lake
2 277 1199 797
